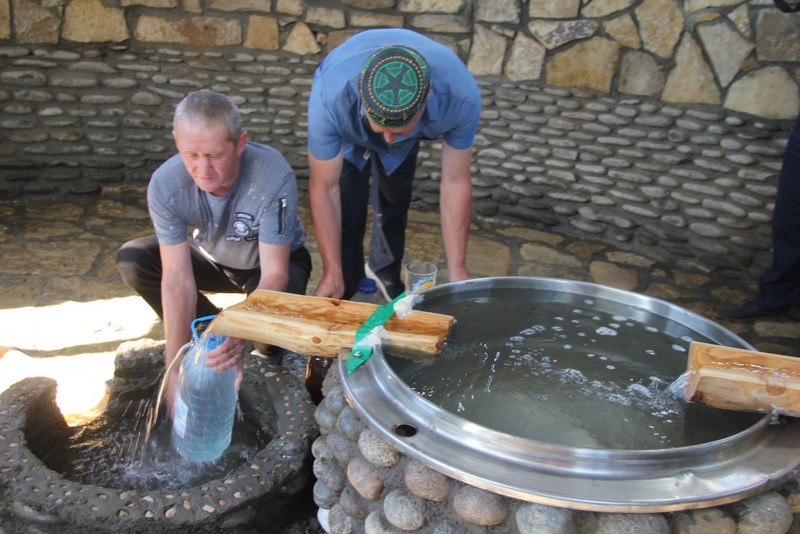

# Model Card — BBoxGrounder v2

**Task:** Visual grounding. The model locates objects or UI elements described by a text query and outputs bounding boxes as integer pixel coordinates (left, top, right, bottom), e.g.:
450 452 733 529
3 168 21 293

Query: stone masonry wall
1 0 800 278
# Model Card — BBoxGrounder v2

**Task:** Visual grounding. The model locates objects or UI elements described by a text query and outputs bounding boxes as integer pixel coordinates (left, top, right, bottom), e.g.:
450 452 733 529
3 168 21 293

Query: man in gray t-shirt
117 89 311 410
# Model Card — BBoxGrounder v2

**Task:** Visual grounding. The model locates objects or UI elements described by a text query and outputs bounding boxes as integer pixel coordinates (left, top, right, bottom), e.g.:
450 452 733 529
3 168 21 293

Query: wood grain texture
205 290 454 358
685 341 800 417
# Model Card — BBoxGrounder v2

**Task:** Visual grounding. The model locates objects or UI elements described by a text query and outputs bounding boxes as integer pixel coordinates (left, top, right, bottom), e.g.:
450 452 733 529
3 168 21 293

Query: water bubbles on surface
586 353 596 358
583 299 595 306
672 344 687 352
563 344 572 350
606 365 616 370
595 326 618 336
558 368 586 384
521 325 546 336
627 383 653 398
552 325 563 332
646 326 659 333
645 349 656 356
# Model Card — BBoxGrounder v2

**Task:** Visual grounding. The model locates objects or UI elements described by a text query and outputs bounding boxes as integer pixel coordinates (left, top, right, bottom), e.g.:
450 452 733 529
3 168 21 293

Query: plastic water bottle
351 277 384 304
171 316 237 463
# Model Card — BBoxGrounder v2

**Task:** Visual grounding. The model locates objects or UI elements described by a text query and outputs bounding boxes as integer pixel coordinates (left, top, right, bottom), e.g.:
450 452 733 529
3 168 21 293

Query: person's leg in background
338 159 372 300
756 115 800 312
366 142 419 299
717 116 800 322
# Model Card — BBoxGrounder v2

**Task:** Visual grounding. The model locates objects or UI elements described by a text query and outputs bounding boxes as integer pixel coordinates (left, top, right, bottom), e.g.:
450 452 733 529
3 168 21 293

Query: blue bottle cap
358 278 378 294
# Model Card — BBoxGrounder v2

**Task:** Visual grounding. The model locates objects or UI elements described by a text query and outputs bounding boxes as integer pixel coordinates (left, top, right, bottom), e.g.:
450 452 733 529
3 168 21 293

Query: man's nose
197 156 213 173
384 132 397 144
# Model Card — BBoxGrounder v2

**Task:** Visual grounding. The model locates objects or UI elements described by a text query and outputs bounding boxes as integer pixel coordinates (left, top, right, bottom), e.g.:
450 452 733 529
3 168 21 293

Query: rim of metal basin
338 276 800 513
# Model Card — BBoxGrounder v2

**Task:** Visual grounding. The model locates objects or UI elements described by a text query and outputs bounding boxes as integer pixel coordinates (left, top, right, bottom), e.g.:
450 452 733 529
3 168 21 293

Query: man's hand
205 337 246 388
448 264 470 283
313 272 346 299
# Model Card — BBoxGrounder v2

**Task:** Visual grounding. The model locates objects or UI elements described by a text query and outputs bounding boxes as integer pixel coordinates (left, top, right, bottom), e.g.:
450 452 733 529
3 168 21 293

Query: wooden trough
685 341 800 417
204 290 454 358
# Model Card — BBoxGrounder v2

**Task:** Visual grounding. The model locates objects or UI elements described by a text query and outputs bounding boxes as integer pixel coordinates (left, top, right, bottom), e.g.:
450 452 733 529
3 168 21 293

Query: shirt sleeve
307 72 345 161
442 96 482 151
147 172 188 246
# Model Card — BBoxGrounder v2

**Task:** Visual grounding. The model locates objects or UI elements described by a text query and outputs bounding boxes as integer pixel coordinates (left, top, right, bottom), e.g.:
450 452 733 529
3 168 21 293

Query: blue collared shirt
307 29 481 175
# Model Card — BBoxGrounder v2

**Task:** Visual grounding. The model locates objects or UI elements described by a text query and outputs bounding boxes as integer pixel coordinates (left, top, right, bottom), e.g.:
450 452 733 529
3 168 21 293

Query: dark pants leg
116 235 311 319
339 160 371 300
339 144 419 299
369 143 419 297
756 115 800 311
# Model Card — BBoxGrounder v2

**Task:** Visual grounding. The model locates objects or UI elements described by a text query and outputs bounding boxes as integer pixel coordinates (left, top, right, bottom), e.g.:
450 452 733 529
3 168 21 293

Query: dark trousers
340 143 419 299
756 115 800 311
116 235 312 319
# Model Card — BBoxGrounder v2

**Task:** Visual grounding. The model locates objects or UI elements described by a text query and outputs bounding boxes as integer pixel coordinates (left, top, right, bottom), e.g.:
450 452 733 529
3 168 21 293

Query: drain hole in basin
393 423 417 437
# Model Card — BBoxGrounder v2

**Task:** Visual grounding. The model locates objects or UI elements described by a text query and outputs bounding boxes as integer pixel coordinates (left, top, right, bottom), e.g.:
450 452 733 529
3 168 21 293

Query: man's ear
236 131 248 155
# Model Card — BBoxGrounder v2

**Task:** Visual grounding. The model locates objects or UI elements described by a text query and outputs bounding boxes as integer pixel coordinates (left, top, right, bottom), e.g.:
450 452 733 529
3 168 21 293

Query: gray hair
173 89 242 142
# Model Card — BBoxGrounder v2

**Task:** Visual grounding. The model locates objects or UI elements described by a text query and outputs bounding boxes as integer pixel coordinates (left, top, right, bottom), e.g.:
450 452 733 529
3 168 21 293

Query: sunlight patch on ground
0 349 115 425
0 296 159 352
0 292 244 424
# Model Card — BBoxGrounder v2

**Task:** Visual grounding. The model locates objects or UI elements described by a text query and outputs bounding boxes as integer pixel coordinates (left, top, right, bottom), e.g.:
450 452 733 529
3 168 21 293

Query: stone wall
1 0 800 277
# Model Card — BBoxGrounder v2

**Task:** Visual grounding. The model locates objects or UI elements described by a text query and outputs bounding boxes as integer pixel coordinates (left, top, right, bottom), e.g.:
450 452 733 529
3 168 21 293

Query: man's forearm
440 178 472 278
440 144 474 281
308 153 346 296
162 279 197 367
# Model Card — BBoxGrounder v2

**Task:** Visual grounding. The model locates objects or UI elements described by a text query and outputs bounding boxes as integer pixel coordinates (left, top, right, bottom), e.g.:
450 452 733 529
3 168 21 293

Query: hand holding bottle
204 336 246 388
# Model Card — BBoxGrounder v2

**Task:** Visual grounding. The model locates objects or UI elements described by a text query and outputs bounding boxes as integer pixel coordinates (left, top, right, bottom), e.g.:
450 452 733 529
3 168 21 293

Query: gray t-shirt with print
147 141 305 270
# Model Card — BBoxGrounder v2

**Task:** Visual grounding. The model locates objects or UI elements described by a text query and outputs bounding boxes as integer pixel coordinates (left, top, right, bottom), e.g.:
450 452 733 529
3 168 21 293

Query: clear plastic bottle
351 277 384 304
171 316 237 463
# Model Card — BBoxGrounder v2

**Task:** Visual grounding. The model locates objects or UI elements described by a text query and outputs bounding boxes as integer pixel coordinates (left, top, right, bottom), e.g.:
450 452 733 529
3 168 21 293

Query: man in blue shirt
307 29 481 301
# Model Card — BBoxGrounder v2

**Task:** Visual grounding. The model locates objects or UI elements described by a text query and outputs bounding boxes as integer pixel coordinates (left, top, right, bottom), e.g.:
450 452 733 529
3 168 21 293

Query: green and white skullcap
359 45 430 127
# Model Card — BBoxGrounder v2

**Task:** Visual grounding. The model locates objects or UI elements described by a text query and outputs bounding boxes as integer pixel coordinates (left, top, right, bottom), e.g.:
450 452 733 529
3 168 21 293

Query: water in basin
387 286 761 450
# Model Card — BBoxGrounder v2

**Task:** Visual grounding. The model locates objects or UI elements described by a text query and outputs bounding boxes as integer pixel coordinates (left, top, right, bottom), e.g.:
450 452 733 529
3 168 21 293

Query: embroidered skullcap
359 45 430 127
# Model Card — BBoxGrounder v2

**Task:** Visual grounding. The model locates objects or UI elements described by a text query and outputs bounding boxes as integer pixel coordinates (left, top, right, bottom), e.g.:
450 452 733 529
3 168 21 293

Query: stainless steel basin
339 277 800 512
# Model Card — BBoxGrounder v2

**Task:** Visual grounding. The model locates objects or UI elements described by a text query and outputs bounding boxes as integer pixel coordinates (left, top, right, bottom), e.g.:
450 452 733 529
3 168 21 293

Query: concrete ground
1 186 799 421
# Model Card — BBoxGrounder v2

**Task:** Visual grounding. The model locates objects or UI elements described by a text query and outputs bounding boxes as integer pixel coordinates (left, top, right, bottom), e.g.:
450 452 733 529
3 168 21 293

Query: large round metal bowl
339 277 800 512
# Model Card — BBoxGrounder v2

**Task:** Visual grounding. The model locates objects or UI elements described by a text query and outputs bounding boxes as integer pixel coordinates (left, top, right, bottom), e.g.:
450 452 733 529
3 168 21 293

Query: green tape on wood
346 292 407 374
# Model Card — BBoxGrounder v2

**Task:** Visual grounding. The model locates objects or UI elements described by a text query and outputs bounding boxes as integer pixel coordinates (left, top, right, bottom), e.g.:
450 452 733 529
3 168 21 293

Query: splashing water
36 352 268 491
